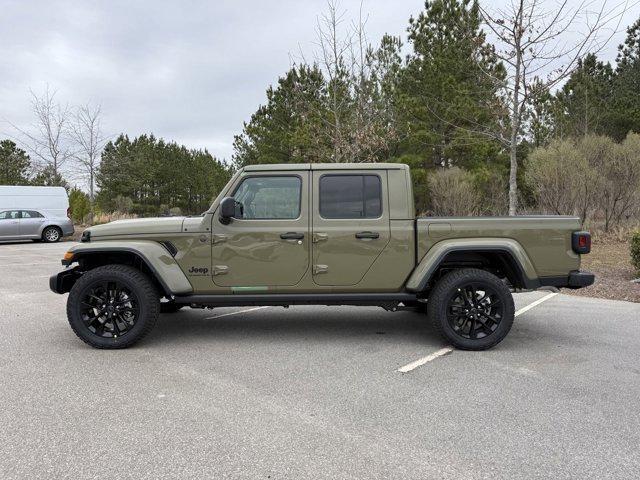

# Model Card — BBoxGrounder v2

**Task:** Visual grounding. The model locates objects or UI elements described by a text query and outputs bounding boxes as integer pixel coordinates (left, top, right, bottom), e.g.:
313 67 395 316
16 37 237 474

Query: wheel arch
56 242 193 297
405 239 539 292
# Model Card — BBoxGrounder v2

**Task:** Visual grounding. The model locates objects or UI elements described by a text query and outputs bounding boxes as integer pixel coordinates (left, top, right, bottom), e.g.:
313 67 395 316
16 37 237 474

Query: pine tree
397 0 506 170
553 54 614 139
611 18 640 140
0 139 31 185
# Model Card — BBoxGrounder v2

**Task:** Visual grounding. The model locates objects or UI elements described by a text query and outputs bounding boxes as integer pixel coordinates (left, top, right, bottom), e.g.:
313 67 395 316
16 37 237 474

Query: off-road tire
67 265 160 349
42 226 62 243
427 268 515 351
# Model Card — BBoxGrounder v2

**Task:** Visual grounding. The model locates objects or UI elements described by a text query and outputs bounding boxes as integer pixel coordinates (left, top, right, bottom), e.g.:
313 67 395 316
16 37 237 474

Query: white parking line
397 347 453 373
0 262 61 267
397 292 560 373
204 306 269 320
514 292 558 317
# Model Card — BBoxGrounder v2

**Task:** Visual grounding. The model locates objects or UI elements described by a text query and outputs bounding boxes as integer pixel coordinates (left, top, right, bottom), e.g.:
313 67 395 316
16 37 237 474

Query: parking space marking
514 292 558 317
204 306 269 320
0 261 61 267
397 292 560 374
397 347 453 373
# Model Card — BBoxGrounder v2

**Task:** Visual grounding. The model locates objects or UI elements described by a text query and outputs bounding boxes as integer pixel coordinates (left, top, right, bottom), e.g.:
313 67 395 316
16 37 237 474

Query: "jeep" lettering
188 266 209 275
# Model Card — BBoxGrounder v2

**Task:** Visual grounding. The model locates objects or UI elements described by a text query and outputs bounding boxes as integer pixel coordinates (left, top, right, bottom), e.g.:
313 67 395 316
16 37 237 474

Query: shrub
68 188 91 224
427 167 480 216
92 211 138 225
631 231 640 274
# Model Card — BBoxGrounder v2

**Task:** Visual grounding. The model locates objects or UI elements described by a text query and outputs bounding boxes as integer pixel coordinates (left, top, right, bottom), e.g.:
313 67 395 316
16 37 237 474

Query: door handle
280 232 304 240
355 231 379 239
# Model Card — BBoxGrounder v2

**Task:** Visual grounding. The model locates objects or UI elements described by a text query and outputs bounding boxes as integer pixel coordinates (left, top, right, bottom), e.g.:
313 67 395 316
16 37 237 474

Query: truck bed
416 216 582 278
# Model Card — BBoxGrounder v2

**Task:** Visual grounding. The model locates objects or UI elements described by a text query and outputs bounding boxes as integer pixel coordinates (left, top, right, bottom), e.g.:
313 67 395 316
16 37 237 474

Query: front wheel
67 265 160 349
427 268 514 350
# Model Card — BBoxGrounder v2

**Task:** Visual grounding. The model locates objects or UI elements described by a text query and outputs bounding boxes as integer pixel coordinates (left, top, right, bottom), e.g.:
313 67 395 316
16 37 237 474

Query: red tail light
67 207 71 219
571 231 591 254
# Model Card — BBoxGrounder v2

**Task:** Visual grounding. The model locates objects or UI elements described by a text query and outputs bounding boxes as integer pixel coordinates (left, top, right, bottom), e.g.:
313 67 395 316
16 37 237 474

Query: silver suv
0 209 74 242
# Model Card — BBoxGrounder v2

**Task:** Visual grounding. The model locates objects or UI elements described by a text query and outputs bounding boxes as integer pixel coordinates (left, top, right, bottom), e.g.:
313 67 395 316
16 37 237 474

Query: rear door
0 210 21 239
211 172 310 288
19 210 46 237
311 170 390 286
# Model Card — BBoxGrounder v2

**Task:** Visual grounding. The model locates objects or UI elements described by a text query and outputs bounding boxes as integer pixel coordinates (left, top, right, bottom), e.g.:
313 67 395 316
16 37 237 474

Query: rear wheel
67 265 160 349
42 226 62 243
427 268 514 350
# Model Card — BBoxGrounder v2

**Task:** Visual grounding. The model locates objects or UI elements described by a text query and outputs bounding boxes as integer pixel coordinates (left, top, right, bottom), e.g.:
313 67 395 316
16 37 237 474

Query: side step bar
173 292 418 308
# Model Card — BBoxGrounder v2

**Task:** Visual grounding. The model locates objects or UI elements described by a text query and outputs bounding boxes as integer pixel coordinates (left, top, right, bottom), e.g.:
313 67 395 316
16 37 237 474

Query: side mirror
219 197 242 224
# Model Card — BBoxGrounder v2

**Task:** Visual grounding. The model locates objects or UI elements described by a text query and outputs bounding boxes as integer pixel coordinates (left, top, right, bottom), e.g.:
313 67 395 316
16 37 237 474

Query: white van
0 186 75 242
0 186 70 217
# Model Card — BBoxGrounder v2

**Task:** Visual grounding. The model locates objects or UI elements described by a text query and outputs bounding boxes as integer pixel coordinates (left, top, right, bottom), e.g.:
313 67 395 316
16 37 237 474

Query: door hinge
313 264 329 275
213 265 229 276
312 233 328 243
212 234 227 244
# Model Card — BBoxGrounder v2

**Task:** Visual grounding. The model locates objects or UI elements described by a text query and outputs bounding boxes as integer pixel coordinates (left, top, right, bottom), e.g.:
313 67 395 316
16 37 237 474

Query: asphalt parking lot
1 241 639 479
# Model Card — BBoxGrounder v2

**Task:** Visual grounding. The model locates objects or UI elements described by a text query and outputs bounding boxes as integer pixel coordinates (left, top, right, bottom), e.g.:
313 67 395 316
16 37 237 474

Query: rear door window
319 175 382 219
21 211 44 218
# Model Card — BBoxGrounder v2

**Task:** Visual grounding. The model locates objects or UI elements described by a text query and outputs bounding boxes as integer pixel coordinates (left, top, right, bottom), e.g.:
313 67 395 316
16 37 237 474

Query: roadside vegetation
1 0 639 298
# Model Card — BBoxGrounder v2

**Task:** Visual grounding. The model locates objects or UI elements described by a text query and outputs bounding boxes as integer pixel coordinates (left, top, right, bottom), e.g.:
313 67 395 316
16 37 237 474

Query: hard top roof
242 163 408 172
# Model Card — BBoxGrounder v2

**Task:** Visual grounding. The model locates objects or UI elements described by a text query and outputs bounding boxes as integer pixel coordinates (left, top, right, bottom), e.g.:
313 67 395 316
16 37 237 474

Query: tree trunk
89 169 95 225
508 69 521 216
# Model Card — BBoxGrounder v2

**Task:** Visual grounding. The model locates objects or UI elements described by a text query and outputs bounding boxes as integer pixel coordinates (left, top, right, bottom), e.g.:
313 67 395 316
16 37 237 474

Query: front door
311 171 390 286
211 172 310 288
0 210 21 239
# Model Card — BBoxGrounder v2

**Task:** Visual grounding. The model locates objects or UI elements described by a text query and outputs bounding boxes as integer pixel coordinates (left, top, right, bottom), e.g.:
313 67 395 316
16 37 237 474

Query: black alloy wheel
79 280 139 338
427 268 515 350
67 265 160 349
446 283 504 340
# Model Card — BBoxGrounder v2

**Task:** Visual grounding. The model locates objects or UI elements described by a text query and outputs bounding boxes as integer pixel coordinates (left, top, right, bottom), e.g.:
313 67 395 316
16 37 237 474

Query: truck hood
86 217 185 238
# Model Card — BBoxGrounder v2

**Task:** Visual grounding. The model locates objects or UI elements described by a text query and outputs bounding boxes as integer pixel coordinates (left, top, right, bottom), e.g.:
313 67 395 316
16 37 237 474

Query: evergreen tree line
0 135 231 219
233 0 640 226
96 134 231 216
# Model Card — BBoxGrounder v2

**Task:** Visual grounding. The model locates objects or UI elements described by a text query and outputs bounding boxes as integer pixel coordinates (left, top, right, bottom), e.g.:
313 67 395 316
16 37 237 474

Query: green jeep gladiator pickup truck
50 163 594 350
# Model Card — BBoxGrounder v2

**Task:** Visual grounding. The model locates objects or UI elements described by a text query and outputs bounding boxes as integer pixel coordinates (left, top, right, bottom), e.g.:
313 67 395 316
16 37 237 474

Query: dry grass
566 234 640 303
92 212 138 225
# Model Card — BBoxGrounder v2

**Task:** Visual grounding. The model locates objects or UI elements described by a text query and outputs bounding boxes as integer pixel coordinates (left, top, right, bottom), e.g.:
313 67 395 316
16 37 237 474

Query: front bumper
538 270 595 290
49 267 81 294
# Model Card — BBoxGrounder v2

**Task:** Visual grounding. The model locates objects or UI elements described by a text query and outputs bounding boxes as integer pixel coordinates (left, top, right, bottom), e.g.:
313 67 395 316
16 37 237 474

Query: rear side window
233 176 301 220
319 175 382 219
22 210 44 218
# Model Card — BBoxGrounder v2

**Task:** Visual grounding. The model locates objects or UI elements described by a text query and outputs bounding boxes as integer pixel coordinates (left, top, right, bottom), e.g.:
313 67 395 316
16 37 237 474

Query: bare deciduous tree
10 86 72 182
68 103 107 220
479 0 628 215
295 0 401 163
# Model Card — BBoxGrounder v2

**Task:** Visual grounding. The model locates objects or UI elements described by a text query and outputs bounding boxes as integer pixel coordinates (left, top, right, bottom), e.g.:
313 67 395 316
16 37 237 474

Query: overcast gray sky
1 0 639 164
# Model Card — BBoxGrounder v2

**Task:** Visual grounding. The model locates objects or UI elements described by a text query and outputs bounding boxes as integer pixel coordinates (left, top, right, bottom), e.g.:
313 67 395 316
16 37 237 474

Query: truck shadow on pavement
138 306 575 351
146 307 443 348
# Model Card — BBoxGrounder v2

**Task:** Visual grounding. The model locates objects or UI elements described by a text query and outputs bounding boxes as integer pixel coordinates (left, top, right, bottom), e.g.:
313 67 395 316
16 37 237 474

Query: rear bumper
61 222 75 237
538 270 595 290
49 267 81 294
